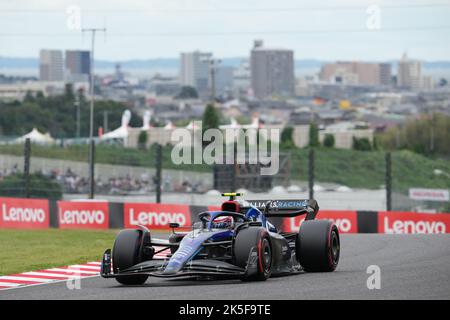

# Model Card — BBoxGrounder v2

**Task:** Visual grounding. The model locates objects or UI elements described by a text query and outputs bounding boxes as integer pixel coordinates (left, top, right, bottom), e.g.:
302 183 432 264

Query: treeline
380 113 450 157
0 84 141 138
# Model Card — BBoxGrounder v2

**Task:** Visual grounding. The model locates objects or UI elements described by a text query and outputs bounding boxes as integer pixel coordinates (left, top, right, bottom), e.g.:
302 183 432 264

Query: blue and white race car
101 193 340 284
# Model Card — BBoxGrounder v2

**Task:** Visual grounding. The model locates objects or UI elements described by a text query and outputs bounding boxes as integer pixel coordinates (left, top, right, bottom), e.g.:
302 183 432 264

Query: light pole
75 93 80 139
203 58 221 104
82 27 106 199
103 110 109 133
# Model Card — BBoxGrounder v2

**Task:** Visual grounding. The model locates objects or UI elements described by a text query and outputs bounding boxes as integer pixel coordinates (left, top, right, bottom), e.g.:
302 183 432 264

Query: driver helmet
211 216 234 229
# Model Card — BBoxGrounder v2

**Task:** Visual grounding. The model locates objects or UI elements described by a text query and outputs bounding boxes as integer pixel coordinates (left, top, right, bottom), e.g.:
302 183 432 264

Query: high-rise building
319 61 392 86
39 49 64 81
215 66 234 95
65 50 91 82
250 40 295 99
233 59 251 95
179 51 212 97
397 53 422 89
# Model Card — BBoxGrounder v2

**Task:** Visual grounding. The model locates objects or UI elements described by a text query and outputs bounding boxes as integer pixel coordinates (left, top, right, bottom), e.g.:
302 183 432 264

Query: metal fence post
24 138 31 198
308 148 315 200
385 152 392 211
155 143 162 203
88 139 95 199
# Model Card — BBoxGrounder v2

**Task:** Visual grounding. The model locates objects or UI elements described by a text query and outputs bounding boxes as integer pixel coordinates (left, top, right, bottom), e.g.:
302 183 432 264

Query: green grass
291 148 450 192
0 229 117 275
1 144 449 192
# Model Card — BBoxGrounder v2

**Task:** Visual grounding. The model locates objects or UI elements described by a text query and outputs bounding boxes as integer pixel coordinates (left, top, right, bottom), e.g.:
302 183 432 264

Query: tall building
39 49 64 81
233 59 251 95
397 53 422 89
319 61 392 86
179 51 212 97
250 40 295 99
215 66 234 95
65 50 91 82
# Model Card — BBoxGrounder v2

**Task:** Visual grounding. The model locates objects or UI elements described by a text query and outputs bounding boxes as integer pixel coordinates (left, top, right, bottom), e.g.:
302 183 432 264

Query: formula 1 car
100 193 340 284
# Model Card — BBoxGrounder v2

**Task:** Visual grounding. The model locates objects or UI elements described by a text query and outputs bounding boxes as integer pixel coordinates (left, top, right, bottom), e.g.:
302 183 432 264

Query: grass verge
0 229 117 275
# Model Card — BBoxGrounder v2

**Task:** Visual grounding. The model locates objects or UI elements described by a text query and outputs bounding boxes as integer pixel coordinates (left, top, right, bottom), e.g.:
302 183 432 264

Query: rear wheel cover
258 237 272 276
328 227 340 268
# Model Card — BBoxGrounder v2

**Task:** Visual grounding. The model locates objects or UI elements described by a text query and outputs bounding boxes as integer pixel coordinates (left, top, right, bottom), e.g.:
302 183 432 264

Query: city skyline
1 0 450 61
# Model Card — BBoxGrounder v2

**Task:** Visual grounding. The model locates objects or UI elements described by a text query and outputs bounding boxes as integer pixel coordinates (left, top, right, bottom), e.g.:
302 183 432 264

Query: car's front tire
112 229 150 285
234 227 272 281
296 220 340 272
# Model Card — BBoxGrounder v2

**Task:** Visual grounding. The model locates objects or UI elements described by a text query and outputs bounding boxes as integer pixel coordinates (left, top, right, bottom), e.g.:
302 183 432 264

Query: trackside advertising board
283 210 358 233
124 202 191 229
0 197 49 229
378 211 450 234
57 201 109 229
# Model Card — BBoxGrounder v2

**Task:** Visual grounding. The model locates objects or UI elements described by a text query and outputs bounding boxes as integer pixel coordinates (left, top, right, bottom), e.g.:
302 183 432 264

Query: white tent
185 121 200 130
15 128 55 145
100 126 128 140
164 121 176 130
142 110 152 130
101 110 130 140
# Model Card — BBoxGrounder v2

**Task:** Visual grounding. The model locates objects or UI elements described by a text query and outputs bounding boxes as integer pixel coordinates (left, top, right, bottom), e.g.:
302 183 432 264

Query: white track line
67 265 101 270
22 272 86 278
0 275 100 291
0 276 55 283
0 282 21 287
46 268 99 274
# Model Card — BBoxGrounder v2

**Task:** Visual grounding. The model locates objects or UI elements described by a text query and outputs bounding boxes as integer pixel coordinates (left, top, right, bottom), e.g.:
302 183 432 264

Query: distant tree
202 104 220 147
281 126 295 148
323 134 335 148
0 173 62 200
0 92 140 139
309 122 319 147
380 113 450 157
176 86 198 99
138 131 148 150
36 91 45 100
353 137 372 151
24 90 35 103
64 83 74 102
372 135 379 150
202 104 220 132
439 78 448 87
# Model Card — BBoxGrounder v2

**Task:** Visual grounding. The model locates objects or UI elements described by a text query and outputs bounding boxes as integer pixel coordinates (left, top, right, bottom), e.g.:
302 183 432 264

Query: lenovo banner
0 197 49 229
124 203 191 229
378 211 450 234
57 201 109 229
283 210 358 233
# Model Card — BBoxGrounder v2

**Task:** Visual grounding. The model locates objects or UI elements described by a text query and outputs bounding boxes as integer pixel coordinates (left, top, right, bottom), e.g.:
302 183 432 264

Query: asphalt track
1 234 449 300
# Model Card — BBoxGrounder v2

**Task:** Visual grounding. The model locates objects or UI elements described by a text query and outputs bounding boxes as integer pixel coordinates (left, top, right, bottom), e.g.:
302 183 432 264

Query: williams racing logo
247 200 309 210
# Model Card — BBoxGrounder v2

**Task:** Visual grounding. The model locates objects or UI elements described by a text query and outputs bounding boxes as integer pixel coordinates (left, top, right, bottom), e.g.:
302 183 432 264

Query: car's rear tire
296 220 340 272
112 229 149 285
234 227 272 281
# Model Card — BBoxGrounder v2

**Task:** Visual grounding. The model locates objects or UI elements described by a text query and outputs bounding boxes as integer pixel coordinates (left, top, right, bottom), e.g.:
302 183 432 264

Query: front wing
100 249 248 279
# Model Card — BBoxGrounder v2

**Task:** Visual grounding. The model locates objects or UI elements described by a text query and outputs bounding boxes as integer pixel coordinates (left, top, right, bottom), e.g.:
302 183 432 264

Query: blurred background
0 0 449 213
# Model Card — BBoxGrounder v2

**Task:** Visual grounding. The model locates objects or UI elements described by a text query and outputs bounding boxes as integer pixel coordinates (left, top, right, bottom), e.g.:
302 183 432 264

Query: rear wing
245 199 319 220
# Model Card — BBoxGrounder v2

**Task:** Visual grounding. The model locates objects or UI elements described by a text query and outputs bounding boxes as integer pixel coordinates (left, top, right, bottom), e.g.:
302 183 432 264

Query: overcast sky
1 0 450 61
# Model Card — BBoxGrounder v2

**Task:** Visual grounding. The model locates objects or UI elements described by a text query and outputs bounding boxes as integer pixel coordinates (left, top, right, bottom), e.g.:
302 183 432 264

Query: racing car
100 193 340 284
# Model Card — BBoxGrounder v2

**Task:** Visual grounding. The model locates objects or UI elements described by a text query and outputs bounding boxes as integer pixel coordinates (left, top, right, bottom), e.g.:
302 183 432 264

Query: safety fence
1 197 449 234
2 141 450 213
